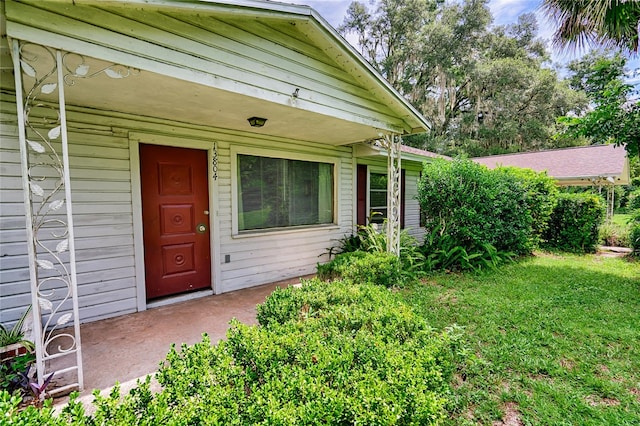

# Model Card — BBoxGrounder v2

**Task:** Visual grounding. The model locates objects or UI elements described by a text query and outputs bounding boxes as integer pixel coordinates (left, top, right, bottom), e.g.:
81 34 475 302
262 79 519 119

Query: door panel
140 144 211 300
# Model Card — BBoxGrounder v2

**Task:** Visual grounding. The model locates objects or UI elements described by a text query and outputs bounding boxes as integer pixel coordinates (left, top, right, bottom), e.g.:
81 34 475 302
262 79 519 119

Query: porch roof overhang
354 142 450 164
473 145 631 187
3 0 430 146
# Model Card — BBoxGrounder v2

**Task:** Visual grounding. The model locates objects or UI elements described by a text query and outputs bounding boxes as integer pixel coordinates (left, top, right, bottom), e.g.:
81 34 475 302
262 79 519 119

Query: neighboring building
473 144 631 220
0 0 438 391
473 145 630 186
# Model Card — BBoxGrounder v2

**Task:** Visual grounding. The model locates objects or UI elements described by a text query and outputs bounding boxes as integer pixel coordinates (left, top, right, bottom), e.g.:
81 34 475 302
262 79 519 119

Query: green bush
542 192 605 253
495 166 559 247
417 159 535 256
4 280 464 425
630 224 640 254
629 190 640 211
598 221 631 247
419 228 516 272
317 250 406 287
628 211 640 255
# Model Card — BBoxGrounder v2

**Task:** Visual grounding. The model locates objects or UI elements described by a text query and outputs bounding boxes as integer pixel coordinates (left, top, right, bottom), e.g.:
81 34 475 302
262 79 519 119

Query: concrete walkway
53 276 308 406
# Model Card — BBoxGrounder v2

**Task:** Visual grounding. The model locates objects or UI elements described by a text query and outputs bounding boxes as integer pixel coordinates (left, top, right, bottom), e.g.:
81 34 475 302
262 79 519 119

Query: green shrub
420 227 516 272
317 250 406 287
5 280 464 425
417 159 534 257
325 222 425 274
628 211 640 255
325 233 363 259
495 166 559 247
598 221 631 247
542 192 605 253
629 190 640 211
630 224 640 254
320 221 426 286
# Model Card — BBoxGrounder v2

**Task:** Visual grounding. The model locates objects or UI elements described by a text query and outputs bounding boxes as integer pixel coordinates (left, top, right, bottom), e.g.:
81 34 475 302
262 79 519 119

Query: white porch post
606 185 614 222
11 40 83 395
380 134 402 255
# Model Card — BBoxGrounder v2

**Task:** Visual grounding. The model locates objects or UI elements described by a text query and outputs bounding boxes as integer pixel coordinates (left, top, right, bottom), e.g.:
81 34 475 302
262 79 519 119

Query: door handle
196 223 207 233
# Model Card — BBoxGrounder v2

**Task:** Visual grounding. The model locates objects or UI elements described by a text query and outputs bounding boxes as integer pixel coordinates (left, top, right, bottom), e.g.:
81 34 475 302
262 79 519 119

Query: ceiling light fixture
247 116 267 127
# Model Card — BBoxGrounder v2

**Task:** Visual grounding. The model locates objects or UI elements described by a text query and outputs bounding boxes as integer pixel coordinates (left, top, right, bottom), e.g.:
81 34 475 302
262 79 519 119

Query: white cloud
489 0 540 26
290 0 353 27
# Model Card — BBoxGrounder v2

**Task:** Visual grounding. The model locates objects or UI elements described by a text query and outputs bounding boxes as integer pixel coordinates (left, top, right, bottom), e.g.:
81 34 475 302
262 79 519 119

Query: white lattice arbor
11 39 138 396
378 133 402 256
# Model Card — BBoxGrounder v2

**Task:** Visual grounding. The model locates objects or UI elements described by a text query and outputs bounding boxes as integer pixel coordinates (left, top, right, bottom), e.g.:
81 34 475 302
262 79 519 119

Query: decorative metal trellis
378 133 402 256
11 40 138 396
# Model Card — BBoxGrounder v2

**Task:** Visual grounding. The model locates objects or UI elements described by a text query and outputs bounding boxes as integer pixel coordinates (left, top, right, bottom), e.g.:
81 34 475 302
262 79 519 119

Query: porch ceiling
19 49 387 146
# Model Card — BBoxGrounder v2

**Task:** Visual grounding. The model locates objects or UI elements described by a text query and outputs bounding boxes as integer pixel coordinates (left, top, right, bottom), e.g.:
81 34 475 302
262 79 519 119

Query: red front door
140 144 211 300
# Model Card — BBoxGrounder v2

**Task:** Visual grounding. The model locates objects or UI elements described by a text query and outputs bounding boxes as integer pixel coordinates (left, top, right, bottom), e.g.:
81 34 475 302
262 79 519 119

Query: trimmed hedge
417 159 538 255
495 166 559 248
317 251 404 287
3 280 463 425
628 190 640 211
542 192 605 253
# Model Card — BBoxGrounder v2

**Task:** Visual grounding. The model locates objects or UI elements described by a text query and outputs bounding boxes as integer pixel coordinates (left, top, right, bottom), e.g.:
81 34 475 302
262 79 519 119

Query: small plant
420 225 516 272
323 232 362 259
0 306 34 350
0 352 35 394
599 221 631 247
29 372 55 401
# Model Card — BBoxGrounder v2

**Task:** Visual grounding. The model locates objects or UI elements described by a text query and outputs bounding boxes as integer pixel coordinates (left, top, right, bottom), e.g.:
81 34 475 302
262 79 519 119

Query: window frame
357 164 405 229
367 166 388 224
231 146 339 237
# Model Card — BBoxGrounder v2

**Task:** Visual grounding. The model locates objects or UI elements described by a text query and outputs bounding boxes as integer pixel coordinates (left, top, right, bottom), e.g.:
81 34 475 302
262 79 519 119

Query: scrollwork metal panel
12 40 139 396
379 134 402 256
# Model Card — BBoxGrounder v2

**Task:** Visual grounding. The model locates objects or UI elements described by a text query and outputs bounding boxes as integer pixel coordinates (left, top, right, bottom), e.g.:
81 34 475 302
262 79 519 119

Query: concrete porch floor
55 276 309 402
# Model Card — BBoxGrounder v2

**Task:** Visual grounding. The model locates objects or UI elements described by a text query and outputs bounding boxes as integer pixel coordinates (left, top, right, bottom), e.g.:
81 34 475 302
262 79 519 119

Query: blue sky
292 0 639 87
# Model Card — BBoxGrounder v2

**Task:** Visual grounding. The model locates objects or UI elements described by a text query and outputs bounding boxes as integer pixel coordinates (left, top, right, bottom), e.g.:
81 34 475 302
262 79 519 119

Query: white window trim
230 146 340 237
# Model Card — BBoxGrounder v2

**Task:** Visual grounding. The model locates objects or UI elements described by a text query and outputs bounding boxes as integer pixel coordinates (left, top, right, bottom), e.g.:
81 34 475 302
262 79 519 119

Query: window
369 172 387 224
356 165 405 228
237 154 334 231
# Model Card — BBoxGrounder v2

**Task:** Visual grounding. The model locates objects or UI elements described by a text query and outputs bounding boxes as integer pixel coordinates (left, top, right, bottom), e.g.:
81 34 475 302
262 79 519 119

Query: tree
558 51 640 158
340 0 491 138
542 0 640 53
340 2 586 156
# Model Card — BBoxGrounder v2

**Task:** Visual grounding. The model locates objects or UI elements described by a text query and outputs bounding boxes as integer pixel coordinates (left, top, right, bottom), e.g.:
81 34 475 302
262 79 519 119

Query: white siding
0 90 356 324
5 0 410 133
0 93 137 325
404 170 425 243
216 139 353 292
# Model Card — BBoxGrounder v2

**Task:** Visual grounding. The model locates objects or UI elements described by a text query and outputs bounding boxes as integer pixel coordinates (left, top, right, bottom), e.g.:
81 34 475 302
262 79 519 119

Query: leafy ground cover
402 253 640 425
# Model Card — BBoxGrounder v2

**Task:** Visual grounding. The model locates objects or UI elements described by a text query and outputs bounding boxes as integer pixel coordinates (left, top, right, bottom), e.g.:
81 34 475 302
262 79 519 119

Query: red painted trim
357 164 367 225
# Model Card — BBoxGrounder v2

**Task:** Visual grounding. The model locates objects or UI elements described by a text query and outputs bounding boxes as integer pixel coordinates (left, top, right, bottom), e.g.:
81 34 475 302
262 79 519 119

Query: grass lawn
402 253 640 425
612 214 632 228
